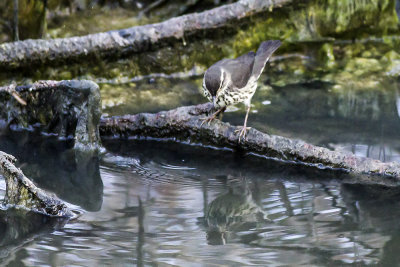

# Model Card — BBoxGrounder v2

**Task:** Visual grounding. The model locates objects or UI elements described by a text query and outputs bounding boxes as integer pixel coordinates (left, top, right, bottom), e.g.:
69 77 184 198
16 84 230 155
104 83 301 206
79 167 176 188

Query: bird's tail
251 40 281 79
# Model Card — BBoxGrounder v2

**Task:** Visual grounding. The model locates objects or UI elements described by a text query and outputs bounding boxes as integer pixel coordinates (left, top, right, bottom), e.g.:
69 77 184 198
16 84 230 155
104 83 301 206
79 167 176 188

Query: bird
201 40 281 141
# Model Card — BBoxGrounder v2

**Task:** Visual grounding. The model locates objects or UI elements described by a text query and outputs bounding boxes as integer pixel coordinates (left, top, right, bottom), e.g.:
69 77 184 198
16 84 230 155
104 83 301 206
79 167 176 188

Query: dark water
1 136 400 266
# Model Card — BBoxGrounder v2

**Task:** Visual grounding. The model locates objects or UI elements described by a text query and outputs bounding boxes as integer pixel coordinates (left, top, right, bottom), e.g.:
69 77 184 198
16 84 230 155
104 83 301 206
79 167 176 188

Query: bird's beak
212 96 216 106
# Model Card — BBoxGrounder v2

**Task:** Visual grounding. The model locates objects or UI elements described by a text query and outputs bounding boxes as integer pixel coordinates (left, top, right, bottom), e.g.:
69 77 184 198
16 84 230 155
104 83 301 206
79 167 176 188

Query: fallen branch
99 103 400 183
0 0 291 69
0 151 73 217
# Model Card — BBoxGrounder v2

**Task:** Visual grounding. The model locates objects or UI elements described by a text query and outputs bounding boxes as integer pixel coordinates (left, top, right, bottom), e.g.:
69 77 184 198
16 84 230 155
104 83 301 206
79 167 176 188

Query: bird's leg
217 109 225 120
235 105 251 142
200 107 226 126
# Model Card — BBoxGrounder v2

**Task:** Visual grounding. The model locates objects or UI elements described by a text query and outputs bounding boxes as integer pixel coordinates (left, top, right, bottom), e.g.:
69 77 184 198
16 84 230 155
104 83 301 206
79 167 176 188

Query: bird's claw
200 116 216 126
235 126 251 142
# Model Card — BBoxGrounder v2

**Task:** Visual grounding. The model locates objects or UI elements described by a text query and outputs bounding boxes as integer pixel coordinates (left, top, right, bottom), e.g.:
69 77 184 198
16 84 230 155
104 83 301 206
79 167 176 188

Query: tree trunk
13 0 19 41
39 0 48 39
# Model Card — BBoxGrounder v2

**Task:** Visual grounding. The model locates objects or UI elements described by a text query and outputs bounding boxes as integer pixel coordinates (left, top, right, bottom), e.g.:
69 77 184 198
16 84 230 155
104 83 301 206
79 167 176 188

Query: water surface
1 132 400 266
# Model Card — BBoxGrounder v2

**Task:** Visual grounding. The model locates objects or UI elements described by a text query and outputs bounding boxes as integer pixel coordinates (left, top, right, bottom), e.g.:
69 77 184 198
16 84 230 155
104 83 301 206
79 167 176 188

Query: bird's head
203 67 228 105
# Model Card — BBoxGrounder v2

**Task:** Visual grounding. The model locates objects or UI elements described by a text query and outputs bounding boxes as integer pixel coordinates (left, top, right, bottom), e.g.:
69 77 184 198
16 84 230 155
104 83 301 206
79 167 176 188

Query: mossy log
0 151 73 217
0 0 291 69
0 80 102 152
100 103 400 184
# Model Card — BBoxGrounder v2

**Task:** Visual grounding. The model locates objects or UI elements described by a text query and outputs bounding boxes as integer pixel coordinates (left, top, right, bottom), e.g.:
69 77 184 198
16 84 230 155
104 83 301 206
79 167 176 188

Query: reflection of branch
276 181 294 216
137 197 145 267
202 177 209 216
100 103 400 182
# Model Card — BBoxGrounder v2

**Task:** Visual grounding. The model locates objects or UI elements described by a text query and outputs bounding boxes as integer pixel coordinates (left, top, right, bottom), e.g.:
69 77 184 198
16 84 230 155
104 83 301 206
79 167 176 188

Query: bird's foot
200 107 226 126
200 115 217 126
235 126 251 142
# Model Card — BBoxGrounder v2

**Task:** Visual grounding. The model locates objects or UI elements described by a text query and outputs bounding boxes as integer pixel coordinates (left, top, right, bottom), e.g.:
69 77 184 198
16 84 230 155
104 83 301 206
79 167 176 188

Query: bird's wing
215 52 256 88
251 40 281 79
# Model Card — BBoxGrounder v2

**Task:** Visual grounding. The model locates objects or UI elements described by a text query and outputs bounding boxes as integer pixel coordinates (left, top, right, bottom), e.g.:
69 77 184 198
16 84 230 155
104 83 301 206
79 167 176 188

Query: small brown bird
202 40 281 141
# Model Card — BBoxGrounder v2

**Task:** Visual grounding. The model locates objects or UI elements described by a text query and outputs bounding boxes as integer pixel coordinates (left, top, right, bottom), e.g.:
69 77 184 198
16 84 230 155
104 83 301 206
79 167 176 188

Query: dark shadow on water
0 208 68 266
0 130 103 212
341 183 400 232
102 139 350 184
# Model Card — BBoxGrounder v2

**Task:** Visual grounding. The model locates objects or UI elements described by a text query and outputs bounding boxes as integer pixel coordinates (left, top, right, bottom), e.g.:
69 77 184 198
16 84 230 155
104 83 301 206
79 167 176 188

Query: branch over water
100 103 400 184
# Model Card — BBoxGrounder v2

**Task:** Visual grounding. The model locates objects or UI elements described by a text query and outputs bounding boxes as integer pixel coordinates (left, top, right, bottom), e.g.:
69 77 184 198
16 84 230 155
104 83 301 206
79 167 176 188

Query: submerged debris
0 151 73 217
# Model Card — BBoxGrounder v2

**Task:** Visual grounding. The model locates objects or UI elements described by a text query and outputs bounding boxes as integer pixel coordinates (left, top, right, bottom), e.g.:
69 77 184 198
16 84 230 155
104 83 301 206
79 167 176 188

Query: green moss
319 43 336 68
233 0 399 50
47 8 154 39
345 58 382 74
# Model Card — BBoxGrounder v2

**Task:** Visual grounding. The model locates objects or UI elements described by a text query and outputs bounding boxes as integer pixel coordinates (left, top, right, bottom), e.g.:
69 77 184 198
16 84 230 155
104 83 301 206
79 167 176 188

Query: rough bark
0 0 291 69
0 151 73 217
0 80 102 152
100 103 400 183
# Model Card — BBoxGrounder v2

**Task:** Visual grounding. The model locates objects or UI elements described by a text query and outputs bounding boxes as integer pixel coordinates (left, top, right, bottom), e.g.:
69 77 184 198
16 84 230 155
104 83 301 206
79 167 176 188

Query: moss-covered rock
0 80 102 152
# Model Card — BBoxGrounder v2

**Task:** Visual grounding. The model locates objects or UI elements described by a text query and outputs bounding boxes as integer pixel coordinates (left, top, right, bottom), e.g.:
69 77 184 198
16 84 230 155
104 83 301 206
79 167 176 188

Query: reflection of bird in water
205 176 269 245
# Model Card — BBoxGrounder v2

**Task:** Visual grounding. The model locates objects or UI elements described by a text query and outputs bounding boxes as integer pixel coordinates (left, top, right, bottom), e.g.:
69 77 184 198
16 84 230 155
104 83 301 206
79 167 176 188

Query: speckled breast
215 82 258 108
